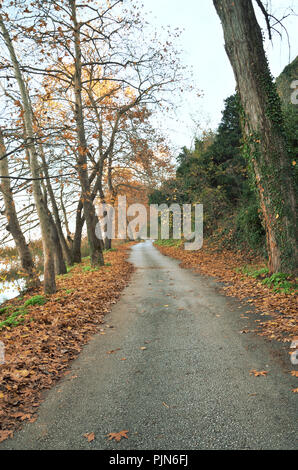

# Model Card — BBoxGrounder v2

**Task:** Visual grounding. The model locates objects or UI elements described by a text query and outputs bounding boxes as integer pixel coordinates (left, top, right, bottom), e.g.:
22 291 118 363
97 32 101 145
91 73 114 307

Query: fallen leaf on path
290 371 298 377
68 375 78 380
292 388 298 393
106 348 121 354
120 358 127 361
21 414 32 421
0 430 13 443
107 430 129 442
162 402 169 408
250 369 268 377
84 432 95 442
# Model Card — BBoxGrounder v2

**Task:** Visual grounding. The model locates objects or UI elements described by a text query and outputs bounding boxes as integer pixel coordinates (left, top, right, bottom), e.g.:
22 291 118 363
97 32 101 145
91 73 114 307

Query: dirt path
1 241 297 450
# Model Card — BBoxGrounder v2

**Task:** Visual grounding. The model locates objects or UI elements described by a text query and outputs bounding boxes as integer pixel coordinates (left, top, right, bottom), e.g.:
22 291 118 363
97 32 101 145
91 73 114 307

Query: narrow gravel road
1 241 297 450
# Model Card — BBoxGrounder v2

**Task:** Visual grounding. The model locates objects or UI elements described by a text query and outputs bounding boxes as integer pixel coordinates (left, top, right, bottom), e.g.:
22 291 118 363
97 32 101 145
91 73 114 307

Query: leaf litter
0 243 135 442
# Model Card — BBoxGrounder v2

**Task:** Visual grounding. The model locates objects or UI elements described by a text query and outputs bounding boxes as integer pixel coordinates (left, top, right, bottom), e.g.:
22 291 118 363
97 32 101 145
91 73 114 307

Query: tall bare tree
213 0 297 273
0 13 57 293
0 130 39 287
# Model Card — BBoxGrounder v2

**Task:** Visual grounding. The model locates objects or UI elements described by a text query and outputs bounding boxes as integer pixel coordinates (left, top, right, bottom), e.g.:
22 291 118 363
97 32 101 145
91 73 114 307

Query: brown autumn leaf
11 369 30 381
20 414 31 422
13 412 31 421
292 388 298 393
0 430 13 443
290 371 298 377
107 430 129 442
84 432 95 442
106 348 121 354
249 369 268 377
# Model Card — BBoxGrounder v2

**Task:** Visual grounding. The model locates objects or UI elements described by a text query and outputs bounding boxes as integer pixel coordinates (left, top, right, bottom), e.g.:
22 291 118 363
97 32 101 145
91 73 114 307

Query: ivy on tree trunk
213 0 297 274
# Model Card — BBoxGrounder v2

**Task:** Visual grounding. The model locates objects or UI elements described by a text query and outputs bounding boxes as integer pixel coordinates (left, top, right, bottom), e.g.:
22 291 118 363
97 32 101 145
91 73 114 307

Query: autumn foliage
0 243 134 442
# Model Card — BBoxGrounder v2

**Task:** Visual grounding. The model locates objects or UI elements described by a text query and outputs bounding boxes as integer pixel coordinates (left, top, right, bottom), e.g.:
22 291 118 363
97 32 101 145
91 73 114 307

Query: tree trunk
71 199 84 263
0 14 57 293
47 207 68 275
213 0 297 273
39 144 73 266
70 0 104 267
0 131 40 288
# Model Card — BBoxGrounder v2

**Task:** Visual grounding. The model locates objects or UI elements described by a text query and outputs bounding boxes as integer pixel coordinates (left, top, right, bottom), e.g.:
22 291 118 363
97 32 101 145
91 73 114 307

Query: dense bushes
150 53 298 258
149 93 266 254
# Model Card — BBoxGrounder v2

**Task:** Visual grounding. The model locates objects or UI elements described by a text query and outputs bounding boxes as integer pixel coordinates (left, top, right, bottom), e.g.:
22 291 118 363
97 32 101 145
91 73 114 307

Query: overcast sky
142 0 298 150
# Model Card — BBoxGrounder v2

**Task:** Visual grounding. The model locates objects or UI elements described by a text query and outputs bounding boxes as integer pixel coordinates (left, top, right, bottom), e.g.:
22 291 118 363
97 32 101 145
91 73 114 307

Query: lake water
0 261 25 306
0 257 43 305
0 278 26 305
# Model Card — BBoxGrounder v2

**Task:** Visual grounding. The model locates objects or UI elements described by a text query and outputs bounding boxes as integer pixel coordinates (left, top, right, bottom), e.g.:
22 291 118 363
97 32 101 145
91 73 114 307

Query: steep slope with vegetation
151 56 297 261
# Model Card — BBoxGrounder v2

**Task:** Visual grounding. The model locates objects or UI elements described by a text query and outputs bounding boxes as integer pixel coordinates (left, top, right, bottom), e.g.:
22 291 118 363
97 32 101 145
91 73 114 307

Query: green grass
57 268 74 279
261 272 297 294
63 288 75 294
82 261 111 272
154 239 183 248
238 265 297 294
0 294 47 329
82 265 100 273
237 265 269 278
103 248 117 253
0 305 28 329
0 306 9 317
23 295 46 307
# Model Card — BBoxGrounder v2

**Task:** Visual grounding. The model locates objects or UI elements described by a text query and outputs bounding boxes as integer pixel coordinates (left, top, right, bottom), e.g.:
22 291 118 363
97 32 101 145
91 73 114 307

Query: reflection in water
0 256 43 305
0 278 26 305
0 260 25 305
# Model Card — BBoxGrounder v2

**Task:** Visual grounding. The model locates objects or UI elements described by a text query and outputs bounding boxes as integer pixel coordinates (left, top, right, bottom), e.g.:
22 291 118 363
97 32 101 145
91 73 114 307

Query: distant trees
213 0 297 273
0 130 39 287
149 93 266 251
0 12 59 293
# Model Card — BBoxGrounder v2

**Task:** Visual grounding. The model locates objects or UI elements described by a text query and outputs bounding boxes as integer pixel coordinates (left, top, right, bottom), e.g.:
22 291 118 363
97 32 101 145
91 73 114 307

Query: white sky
142 0 298 150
